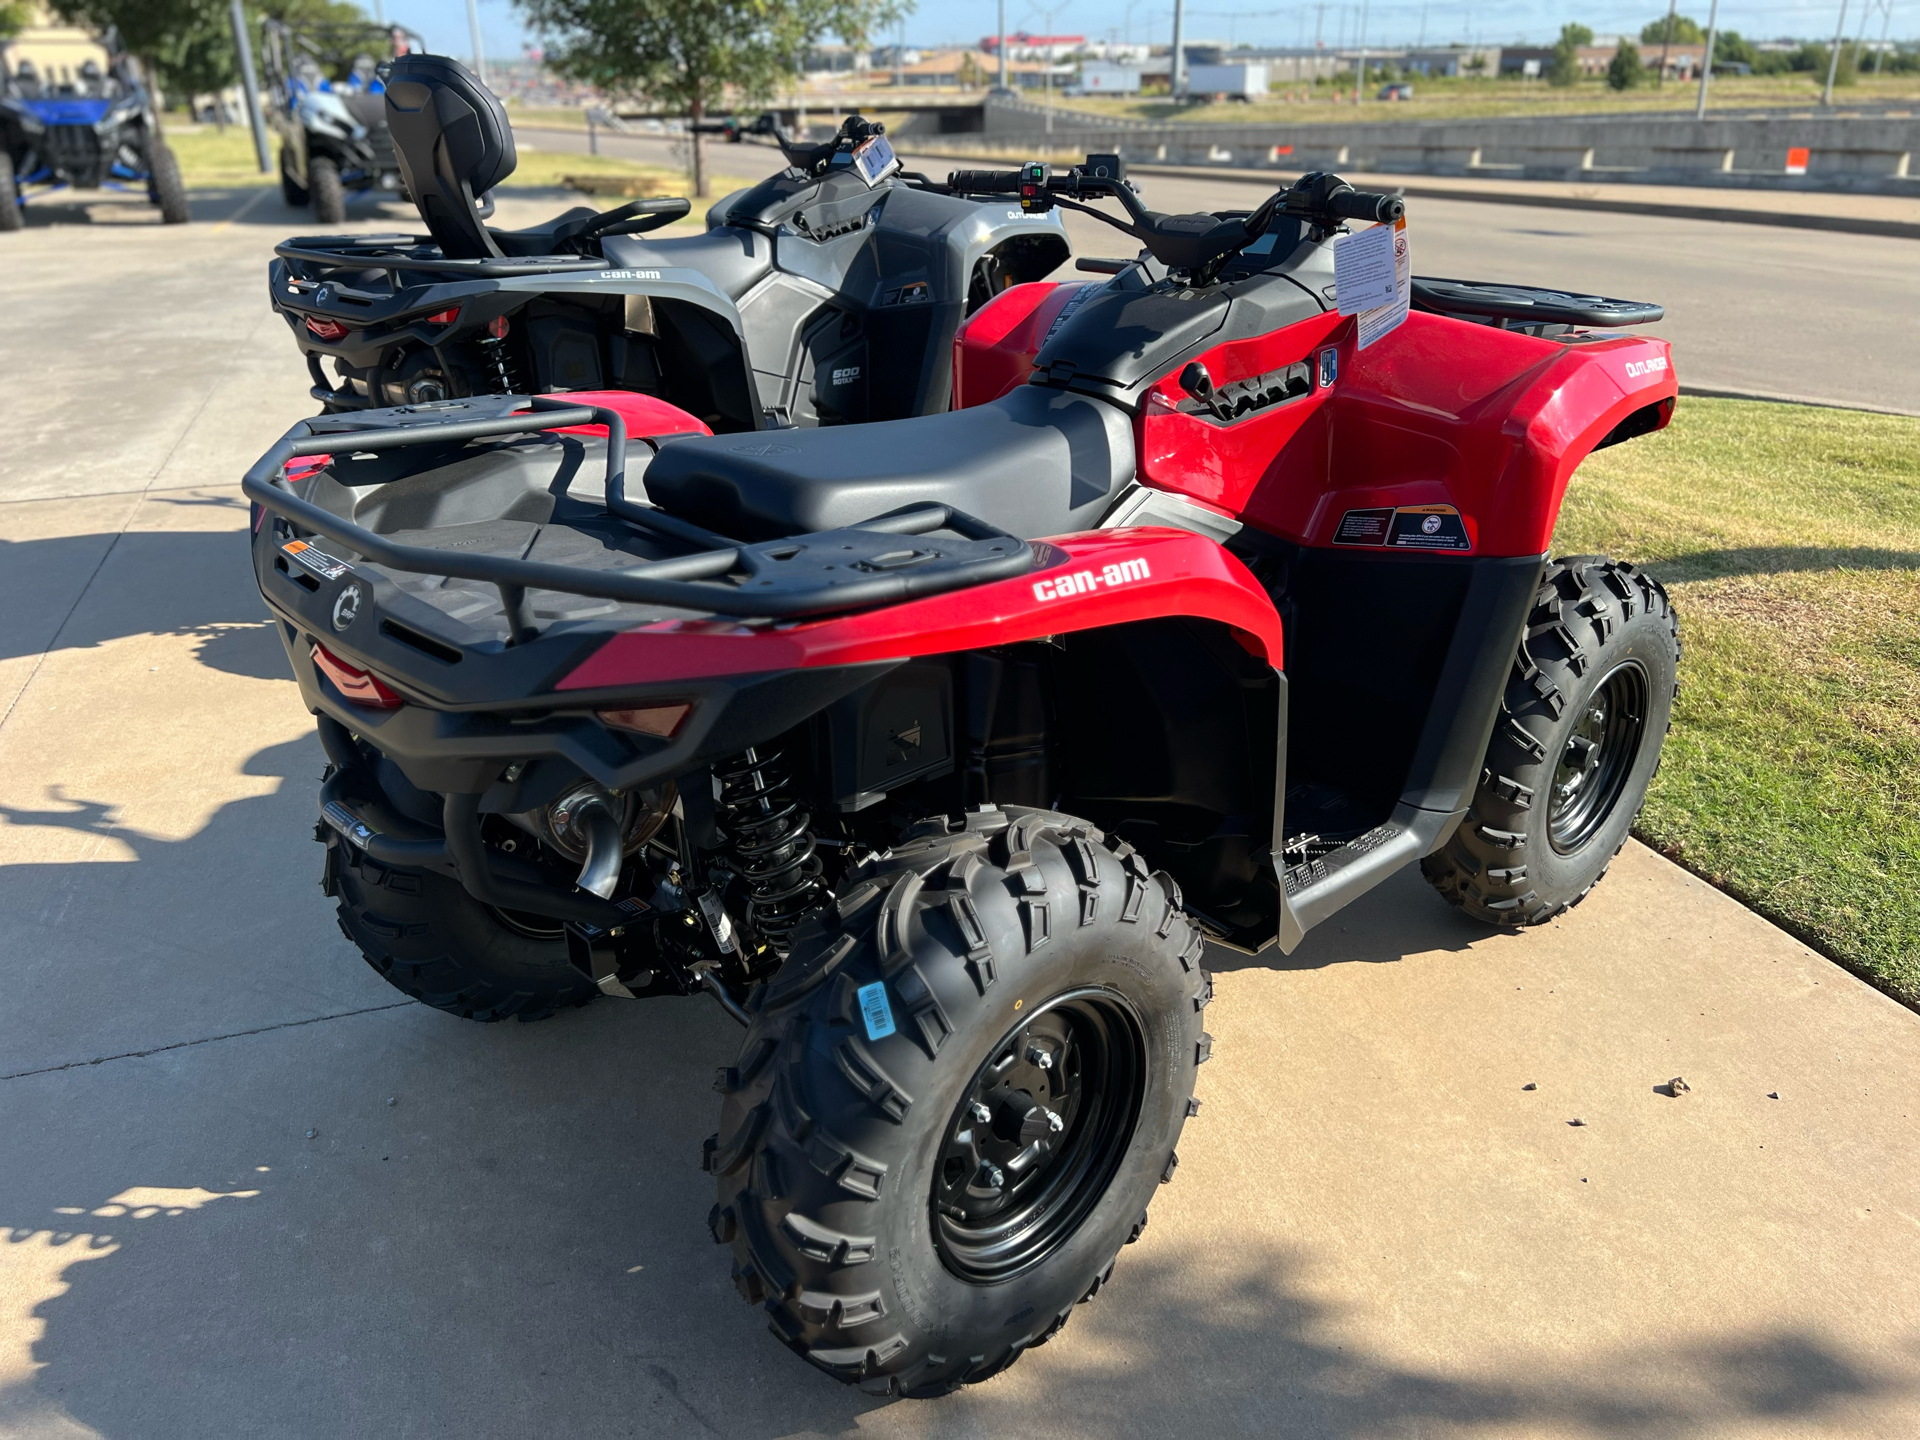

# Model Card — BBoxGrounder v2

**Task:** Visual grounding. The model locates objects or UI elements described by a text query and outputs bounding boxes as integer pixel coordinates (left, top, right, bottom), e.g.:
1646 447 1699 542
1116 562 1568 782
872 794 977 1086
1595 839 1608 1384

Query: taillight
312 643 403 709
425 306 460 325
306 316 349 343
598 703 691 738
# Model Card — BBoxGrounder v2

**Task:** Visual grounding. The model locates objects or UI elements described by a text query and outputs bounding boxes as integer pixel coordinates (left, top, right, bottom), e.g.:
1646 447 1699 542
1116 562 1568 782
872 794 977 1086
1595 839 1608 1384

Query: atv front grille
46 124 104 186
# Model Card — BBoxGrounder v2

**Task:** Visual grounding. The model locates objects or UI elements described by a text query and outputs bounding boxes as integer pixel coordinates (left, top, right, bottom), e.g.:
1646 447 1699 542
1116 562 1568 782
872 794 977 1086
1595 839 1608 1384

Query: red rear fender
557 527 1282 690
537 389 712 442
1141 310 1677 558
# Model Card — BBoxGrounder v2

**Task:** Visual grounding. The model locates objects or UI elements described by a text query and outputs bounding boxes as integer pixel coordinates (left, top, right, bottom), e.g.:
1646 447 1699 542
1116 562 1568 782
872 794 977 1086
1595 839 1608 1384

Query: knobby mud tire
1423 555 1680 926
321 828 598 1022
709 806 1212 1397
279 147 308 207
0 150 22 232
148 142 190 224
309 155 346 225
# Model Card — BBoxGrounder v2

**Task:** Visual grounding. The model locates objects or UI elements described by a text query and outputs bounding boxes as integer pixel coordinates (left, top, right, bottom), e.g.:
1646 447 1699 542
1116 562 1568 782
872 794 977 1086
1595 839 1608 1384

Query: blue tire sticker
856 981 896 1042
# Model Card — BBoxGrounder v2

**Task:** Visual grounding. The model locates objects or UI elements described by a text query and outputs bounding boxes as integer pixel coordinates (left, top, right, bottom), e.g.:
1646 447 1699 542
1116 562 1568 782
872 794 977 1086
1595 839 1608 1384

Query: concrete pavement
2 185 1919 1439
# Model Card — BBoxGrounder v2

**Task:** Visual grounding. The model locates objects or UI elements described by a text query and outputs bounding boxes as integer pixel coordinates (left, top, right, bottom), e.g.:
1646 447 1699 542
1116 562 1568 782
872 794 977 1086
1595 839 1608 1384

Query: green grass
1554 398 1920 1003
1064 71 1920 126
165 119 750 198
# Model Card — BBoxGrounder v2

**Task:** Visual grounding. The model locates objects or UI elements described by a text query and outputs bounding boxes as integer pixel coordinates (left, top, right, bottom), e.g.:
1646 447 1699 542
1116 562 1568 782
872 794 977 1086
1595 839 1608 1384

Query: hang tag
1333 221 1398 314
1355 217 1411 351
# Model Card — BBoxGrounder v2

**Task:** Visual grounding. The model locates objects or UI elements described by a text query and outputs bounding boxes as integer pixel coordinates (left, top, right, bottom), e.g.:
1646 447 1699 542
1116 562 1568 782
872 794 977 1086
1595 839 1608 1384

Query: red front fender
556 527 1283 689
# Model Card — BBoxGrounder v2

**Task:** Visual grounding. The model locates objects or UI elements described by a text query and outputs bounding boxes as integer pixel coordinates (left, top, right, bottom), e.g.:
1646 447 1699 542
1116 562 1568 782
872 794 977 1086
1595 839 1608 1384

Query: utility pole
1353 0 1369 102
997 0 1008 90
1655 0 1677 87
1822 0 1849 104
227 0 270 172
465 0 487 86
1417 3 1427 48
1695 0 1718 116
1170 0 1187 100
1875 0 1893 72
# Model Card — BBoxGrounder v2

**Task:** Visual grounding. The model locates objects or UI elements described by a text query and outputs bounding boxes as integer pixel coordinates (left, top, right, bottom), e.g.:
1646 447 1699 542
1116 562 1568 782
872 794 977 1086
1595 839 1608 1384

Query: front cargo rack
242 396 1036 642
1410 277 1663 328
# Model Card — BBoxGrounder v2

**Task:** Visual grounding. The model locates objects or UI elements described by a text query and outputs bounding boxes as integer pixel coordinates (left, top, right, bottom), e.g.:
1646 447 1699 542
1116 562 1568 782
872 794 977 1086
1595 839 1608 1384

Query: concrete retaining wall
936 98 1920 194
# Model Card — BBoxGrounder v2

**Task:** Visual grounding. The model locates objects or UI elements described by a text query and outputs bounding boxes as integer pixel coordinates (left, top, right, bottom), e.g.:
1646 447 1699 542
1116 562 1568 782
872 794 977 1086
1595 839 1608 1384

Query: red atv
245 165 1681 1396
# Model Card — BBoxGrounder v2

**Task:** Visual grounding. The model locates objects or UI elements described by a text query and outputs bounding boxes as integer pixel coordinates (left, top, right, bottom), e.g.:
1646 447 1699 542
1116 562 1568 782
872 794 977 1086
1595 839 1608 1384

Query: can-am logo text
1032 557 1151 602
601 269 662 281
1624 356 1669 379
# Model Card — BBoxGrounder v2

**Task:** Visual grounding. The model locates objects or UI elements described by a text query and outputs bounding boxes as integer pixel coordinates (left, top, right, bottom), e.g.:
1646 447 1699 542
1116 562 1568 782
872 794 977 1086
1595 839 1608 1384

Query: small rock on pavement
1768 1091 1780 1100
386 1096 397 1106
1522 1082 1538 1091
1568 1118 1587 1127
1665 1077 1691 1097
305 1128 317 1139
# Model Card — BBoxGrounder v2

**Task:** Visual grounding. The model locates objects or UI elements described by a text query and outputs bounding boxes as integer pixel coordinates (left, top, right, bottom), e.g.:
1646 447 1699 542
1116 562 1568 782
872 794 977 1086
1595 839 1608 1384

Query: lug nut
1026 1044 1054 1070
1044 1108 1064 1134
970 1101 993 1125
977 1162 1004 1189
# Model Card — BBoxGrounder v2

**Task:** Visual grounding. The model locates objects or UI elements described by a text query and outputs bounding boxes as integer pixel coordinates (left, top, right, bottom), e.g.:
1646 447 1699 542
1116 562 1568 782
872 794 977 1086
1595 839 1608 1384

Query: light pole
998 0 1008 91
1822 0 1849 105
1695 0 1719 118
1353 0 1369 103
227 0 270 172
1170 0 1187 100
465 0 488 86
1655 0 1677 88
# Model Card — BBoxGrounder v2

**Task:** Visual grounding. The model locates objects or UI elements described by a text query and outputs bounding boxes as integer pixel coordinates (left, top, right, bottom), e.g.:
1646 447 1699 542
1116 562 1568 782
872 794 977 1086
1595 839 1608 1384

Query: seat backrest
383 54 516 261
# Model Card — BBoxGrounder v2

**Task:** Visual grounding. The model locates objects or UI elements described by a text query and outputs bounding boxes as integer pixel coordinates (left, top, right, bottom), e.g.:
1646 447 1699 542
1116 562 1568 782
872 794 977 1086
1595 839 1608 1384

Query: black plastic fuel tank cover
1030 284 1231 394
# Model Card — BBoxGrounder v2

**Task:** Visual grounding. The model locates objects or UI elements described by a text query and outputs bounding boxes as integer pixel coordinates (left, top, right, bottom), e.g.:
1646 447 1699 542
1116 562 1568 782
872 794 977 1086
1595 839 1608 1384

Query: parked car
1378 81 1415 100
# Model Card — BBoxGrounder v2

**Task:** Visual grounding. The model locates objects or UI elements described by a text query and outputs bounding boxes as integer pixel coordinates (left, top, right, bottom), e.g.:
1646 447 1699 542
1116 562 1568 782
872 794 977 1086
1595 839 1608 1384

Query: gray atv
269 55 1071 429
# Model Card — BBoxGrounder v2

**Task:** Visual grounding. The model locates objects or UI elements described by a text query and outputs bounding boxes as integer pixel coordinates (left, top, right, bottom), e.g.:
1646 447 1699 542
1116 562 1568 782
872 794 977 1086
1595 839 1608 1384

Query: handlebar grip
948 169 1022 195
1328 189 1405 224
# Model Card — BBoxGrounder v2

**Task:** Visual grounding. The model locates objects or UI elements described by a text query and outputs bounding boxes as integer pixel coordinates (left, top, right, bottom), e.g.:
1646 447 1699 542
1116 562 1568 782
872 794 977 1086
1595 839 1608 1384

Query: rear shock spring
715 746 826 954
475 315 524 395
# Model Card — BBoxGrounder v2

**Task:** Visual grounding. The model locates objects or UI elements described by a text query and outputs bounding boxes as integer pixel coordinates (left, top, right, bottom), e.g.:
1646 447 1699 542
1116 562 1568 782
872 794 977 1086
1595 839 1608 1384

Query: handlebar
1325 188 1404 224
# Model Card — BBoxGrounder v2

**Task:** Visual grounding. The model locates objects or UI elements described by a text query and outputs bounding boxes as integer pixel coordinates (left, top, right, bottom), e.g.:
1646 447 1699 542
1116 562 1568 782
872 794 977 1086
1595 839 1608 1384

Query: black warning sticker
1333 504 1472 552
1332 507 1393 545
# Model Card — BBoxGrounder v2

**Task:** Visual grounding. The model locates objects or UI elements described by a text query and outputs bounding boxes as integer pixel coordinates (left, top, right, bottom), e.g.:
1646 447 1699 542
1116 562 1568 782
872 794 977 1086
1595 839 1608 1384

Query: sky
382 0 1909 66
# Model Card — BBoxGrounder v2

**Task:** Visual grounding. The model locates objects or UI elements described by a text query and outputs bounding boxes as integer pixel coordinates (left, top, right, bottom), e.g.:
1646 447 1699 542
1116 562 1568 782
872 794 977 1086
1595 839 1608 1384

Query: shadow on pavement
2 737 1915 1435
0 525 290 682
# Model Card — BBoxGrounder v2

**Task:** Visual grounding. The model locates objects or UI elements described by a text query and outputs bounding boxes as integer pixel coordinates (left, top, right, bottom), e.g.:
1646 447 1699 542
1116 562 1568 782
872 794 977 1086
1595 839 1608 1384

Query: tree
1713 30 1757 69
517 0 908 196
1548 23 1592 87
1606 37 1646 89
1639 14 1702 45
0 1 34 41
51 0 371 104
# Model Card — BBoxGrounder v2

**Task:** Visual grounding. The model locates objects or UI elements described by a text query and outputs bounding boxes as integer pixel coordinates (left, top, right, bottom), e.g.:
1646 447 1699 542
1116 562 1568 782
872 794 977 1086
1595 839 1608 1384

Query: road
519 124 1920 415
1 184 1918 1436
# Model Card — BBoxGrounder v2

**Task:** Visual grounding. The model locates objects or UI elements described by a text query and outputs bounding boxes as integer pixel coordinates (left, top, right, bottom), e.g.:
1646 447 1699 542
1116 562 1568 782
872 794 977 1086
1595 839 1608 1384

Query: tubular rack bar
276 236 608 277
242 397 1033 633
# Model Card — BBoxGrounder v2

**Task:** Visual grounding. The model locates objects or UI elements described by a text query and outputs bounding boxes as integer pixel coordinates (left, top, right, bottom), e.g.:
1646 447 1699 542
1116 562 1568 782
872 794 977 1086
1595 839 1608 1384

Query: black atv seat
602 229 773 302
644 385 1135 542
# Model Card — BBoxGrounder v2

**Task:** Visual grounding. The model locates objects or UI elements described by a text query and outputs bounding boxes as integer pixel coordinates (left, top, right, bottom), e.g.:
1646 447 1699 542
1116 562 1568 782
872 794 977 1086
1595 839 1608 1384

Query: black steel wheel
1424 555 1680 926
1547 660 1649 854
710 807 1211 1397
933 988 1147 1283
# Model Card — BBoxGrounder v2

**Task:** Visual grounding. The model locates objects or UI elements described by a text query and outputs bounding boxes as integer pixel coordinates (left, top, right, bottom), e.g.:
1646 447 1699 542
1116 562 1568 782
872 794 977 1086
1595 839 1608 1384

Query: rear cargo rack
243 396 1035 640
1411 277 1663 328
276 234 608 278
